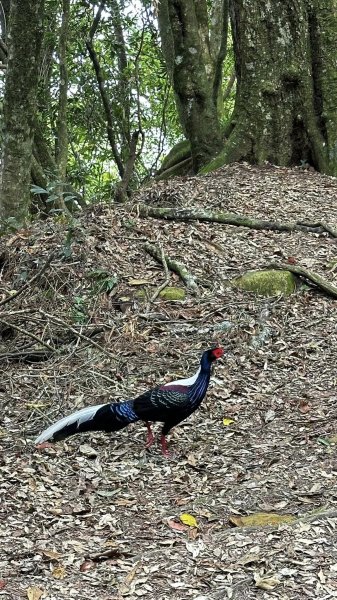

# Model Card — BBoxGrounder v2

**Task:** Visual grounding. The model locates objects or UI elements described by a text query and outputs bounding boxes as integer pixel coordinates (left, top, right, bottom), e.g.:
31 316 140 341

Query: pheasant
35 346 223 455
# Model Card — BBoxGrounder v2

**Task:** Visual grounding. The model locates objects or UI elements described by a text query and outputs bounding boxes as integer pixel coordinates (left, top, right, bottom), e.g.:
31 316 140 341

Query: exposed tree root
143 242 198 293
268 263 337 298
138 205 337 238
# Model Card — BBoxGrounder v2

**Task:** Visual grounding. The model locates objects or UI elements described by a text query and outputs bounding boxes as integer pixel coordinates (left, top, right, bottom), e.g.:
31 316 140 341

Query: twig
0 251 57 307
38 309 116 359
0 318 52 350
143 242 198 293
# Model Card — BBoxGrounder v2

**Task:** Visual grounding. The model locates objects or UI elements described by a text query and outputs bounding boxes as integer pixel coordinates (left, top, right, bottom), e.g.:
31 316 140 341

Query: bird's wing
133 386 190 421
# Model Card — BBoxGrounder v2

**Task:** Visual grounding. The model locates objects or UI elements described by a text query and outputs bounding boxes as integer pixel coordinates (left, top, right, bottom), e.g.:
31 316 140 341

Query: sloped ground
0 163 337 599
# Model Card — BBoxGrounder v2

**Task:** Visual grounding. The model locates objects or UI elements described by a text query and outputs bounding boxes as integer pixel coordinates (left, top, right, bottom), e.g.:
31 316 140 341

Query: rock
136 286 186 301
232 269 297 297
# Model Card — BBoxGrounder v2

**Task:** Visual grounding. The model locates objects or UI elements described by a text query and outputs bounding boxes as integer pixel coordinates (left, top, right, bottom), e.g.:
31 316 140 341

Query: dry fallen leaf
79 444 98 458
223 417 235 426
41 549 62 561
27 587 44 600
52 565 66 579
229 512 295 527
128 278 152 285
167 518 188 532
180 513 198 528
254 573 281 590
299 400 311 414
80 560 94 572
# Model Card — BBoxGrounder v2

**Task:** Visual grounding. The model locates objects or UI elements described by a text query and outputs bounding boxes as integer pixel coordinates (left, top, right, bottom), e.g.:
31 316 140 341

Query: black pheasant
35 346 223 455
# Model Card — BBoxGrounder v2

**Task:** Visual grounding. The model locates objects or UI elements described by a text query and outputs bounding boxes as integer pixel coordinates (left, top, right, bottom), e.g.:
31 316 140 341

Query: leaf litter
0 163 337 598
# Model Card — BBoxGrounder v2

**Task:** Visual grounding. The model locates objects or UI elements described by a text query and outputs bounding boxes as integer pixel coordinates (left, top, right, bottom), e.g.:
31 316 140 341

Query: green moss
136 286 186 301
232 269 297 297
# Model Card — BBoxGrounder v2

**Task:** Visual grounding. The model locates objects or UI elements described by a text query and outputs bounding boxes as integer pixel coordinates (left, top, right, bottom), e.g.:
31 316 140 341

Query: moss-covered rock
136 286 186 301
232 269 297 297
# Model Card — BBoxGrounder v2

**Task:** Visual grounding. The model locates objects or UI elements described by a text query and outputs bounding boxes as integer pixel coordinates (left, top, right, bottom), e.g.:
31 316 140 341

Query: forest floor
0 162 337 600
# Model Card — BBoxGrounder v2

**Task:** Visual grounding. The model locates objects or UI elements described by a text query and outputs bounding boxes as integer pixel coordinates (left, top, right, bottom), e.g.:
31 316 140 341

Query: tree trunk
0 0 44 226
55 0 70 212
211 0 337 175
158 0 226 171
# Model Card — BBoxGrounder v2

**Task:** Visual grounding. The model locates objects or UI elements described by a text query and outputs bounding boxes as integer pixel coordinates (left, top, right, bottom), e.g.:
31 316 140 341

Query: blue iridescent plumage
35 347 223 455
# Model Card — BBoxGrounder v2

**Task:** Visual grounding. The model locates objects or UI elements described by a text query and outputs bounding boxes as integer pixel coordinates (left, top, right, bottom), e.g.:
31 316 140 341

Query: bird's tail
35 401 136 444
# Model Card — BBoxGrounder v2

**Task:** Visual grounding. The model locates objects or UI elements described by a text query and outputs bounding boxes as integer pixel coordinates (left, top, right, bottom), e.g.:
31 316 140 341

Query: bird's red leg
160 434 170 457
145 421 155 448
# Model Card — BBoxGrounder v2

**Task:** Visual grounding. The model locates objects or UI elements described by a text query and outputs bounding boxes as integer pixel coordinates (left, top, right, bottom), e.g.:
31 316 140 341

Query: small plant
31 183 78 214
71 295 88 324
87 269 118 295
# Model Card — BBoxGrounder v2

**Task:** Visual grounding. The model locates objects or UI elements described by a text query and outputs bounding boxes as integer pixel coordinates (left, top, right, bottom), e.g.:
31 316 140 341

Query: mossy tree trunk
55 0 70 211
158 0 227 172
206 0 337 175
0 0 44 226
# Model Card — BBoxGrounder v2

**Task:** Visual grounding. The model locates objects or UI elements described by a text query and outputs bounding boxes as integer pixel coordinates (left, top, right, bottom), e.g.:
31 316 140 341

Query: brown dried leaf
52 565 66 579
41 549 62 561
27 587 44 600
167 519 188 532
80 560 95 572
254 573 281 590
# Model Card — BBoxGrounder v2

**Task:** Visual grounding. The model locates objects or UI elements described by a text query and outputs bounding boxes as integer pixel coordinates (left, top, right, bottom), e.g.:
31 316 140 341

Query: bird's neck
188 360 212 407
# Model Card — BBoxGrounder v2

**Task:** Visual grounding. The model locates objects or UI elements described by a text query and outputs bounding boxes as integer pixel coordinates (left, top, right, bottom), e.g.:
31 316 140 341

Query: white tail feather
35 403 105 444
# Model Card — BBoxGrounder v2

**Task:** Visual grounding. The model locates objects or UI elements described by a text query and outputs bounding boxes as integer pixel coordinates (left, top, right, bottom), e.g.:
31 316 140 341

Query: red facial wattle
212 347 224 359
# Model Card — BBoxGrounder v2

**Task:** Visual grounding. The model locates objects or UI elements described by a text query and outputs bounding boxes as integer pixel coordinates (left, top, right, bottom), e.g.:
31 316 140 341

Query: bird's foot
145 421 155 449
145 433 155 449
160 435 170 458
36 442 54 450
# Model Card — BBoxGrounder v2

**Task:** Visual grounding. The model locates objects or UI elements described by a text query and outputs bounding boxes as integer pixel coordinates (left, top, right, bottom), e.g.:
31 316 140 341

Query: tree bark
55 0 70 212
0 0 44 226
138 205 337 238
206 0 337 175
158 0 225 171
55 0 69 178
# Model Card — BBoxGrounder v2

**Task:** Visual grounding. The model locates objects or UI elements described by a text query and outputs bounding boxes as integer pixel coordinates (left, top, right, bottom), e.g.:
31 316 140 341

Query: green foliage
87 269 118 294
30 183 78 212
71 295 88 324
0 216 23 234
35 0 235 200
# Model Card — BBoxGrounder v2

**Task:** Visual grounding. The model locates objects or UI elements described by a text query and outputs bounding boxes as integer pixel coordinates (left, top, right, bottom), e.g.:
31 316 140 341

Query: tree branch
0 251 56 307
143 242 198 293
138 205 337 238
268 263 337 298
86 3 124 178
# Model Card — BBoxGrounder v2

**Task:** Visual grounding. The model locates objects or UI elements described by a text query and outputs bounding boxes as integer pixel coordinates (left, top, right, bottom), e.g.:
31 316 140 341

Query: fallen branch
38 310 116 359
0 318 52 350
150 244 170 302
268 263 337 299
143 242 198 293
0 251 57 307
138 206 337 238
219 508 337 540
0 349 54 362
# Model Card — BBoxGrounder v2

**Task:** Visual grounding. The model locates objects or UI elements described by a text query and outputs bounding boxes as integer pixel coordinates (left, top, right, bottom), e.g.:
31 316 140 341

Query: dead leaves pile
1 164 337 599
